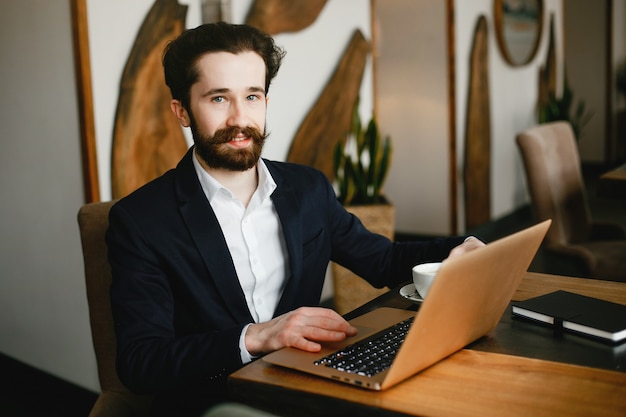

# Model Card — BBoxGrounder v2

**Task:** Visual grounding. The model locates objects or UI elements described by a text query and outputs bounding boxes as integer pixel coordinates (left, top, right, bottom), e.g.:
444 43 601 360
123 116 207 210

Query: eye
212 96 225 103
246 94 260 102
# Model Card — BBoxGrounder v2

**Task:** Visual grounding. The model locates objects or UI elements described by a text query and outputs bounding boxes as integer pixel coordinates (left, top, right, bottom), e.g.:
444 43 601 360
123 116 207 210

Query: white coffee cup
412 262 442 299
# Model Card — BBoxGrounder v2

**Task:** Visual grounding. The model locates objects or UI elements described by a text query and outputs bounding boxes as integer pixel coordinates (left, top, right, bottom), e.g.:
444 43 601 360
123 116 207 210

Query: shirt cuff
239 323 255 364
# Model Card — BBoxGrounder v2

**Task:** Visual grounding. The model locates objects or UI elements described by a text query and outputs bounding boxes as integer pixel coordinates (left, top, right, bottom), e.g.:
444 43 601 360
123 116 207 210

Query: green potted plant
333 98 392 206
538 75 593 139
331 98 394 314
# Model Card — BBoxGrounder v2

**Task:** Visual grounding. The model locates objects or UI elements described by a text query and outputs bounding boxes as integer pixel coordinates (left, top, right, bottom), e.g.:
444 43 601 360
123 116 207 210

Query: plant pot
331 203 395 314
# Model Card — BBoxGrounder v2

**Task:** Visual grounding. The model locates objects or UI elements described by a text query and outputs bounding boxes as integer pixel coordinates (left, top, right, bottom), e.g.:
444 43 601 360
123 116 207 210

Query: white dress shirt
193 151 289 363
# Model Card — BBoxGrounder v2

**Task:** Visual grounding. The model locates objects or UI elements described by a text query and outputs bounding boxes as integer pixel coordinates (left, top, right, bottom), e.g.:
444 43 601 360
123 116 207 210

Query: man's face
172 51 268 171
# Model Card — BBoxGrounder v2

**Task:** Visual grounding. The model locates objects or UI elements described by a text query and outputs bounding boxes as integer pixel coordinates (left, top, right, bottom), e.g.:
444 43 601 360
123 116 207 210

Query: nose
226 100 248 127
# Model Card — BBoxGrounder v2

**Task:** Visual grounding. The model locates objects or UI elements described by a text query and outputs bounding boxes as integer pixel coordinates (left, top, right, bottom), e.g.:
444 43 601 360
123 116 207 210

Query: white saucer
399 283 424 304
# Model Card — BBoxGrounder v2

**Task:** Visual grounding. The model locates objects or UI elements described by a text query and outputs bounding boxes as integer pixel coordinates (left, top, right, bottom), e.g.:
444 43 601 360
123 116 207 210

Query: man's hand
447 236 485 259
245 307 358 356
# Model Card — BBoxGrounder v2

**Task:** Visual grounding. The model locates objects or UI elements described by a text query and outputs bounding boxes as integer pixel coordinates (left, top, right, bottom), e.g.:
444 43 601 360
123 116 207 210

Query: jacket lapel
174 149 253 323
266 162 304 316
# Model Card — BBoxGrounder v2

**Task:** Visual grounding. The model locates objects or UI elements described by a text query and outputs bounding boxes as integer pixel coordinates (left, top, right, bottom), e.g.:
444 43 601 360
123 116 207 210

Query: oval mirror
494 0 544 66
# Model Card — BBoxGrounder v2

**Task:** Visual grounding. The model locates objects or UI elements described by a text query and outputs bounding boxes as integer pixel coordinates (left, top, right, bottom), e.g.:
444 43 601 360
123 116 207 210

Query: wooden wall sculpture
287 30 370 181
463 16 491 230
245 0 328 34
111 0 189 199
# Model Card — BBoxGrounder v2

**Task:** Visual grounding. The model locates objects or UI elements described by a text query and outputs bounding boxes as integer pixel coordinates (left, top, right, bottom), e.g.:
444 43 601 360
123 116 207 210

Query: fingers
281 308 358 349
447 236 486 259
245 307 358 355
287 325 352 352
305 308 358 336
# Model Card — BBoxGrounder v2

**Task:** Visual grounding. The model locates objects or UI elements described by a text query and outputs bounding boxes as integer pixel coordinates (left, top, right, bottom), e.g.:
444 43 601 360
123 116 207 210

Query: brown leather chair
516 121 626 282
78 201 153 417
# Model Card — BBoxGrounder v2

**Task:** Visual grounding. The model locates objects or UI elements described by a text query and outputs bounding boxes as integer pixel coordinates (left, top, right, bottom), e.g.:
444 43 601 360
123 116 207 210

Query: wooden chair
77 201 153 417
516 121 626 282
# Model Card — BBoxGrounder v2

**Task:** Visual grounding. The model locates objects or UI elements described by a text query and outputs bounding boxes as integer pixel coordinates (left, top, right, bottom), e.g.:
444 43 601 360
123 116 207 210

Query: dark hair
163 22 286 110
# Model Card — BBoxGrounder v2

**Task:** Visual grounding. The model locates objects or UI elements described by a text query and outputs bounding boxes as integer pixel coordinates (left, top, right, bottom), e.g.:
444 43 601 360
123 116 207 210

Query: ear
170 100 190 127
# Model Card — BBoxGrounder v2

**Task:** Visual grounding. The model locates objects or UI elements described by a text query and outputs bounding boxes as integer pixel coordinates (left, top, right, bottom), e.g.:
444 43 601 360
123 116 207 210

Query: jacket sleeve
323 172 466 289
106 202 244 394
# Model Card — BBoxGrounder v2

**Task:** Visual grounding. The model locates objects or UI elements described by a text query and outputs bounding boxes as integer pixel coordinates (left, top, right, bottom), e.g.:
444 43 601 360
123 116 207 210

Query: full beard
193 124 266 171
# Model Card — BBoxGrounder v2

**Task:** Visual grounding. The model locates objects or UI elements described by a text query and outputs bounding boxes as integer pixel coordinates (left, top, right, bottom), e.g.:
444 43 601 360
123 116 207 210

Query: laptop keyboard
314 317 414 377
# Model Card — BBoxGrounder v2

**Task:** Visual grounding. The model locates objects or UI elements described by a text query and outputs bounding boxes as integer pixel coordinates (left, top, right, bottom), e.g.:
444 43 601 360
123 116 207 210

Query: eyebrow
202 86 266 97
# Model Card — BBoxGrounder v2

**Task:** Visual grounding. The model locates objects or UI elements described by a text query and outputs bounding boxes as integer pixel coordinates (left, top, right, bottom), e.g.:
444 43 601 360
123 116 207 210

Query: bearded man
106 22 483 417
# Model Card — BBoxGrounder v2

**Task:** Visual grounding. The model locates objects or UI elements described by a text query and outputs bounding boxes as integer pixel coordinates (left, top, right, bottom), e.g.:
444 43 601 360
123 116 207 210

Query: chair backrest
516 121 592 246
78 201 152 416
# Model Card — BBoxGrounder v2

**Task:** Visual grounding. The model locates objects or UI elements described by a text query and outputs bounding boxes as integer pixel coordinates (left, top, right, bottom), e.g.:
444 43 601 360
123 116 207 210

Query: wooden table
229 273 626 417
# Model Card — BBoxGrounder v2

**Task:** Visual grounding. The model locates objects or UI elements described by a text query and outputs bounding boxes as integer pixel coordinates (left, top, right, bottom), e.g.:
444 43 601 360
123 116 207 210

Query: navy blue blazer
107 147 465 414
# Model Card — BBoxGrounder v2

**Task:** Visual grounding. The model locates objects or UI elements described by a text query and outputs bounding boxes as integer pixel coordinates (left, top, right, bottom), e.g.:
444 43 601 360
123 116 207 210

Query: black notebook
512 291 626 343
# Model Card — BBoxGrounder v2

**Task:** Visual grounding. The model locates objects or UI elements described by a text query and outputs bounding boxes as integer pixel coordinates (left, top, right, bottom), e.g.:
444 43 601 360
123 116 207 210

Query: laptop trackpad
263 307 415 367
321 307 417 350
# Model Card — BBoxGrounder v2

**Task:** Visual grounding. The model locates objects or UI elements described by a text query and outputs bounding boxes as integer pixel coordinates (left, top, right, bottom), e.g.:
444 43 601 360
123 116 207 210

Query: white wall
375 0 451 236
0 0 99 391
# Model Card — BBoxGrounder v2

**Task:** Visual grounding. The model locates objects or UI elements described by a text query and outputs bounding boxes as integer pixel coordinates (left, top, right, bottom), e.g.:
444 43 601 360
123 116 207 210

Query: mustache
212 126 265 144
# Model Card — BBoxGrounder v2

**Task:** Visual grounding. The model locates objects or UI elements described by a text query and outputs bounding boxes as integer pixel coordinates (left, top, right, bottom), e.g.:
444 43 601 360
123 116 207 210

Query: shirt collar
192 148 276 203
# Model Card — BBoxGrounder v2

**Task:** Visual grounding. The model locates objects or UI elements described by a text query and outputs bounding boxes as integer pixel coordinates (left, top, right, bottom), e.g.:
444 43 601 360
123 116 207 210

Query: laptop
263 219 551 390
